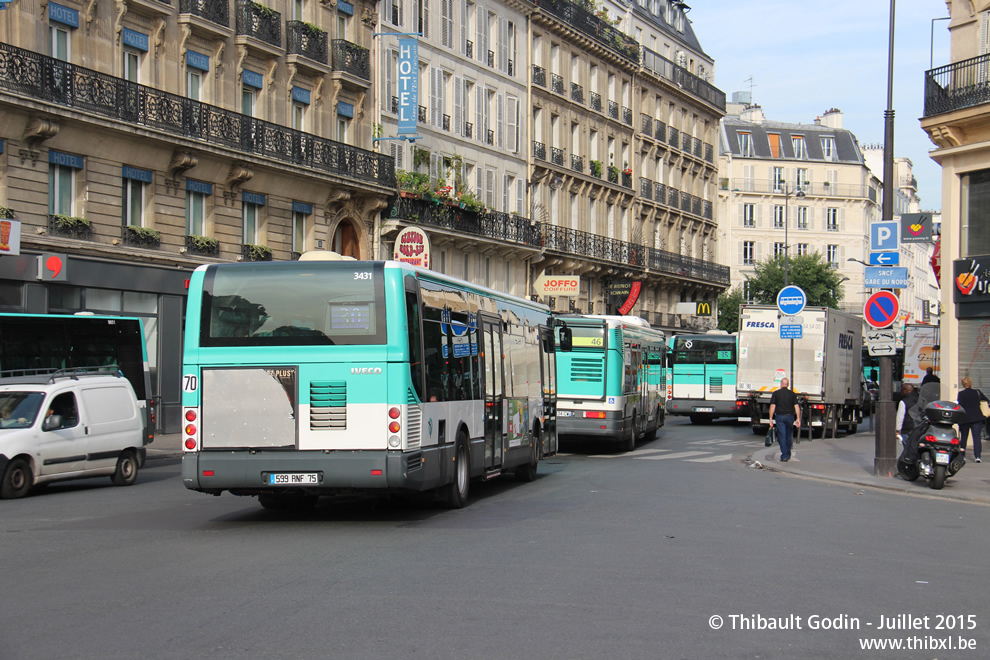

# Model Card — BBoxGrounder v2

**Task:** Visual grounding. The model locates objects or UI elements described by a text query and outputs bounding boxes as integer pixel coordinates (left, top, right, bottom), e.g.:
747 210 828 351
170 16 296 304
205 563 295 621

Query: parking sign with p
870 221 899 252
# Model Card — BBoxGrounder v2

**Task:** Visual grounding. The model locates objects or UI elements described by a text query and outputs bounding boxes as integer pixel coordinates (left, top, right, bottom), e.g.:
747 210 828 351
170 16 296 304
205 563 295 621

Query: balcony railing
533 141 547 161
590 91 602 112
727 178 875 199
607 167 619 184
543 224 647 269
622 106 632 125
508 59 514 76
655 121 666 142
571 82 584 104
640 177 652 200
386 197 542 248
0 42 394 187
641 114 652 135
668 126 680 149
692 136 703 158
533 64 547 87
640 47 727 112
551 146 565 166
331 39 370 81
682 133 692 152
571 154 583 172
647 249 730 285
538 0 640 62
287 21 328 65
621 171 632 188
704 142 714 163
235 0 281 48
924 53 990 117
551 72 564 95
654 182 666 202
179 0 229 26
607 100 618 119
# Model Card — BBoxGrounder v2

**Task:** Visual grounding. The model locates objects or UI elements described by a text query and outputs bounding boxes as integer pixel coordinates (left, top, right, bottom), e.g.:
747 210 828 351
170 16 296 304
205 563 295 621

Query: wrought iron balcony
287 21 328 65
0 42 394 188
654 182 666 203
551 72 564 95
551 146 565 166
571 83 584 104
682 133 692 152
533 65 547 87
571 154 583 172
641 114 652 136
590 91 602 112
924 54 990 117
726 178 874 198
385 197 541 248
622 106 632 125
533 141 547 161
621 171 632 188
647 249 729 285
543 224 647 269
607 166 619 184
667 187 678 206
693 137 703 158
465 122 473 138
537 0 640 62
607 100 618 119
655 121 666 142
235 0 281 48
668 126 680 148
442 114 450 131
331 39 370 81
640 177 652 200
466 40 473 58
179 0 229 26
680 191 691 212
641 47 727 112
704 142 714 163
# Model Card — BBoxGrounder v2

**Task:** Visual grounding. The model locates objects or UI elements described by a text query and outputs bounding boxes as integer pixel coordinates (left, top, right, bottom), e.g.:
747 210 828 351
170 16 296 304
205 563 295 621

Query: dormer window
792 135 807 159
738 131 753 157
821 136 837 161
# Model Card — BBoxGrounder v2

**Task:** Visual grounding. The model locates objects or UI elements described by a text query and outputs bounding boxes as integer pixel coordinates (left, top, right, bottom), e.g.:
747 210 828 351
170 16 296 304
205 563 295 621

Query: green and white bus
179 259 557 509
665 332 747 424
554 315 666 452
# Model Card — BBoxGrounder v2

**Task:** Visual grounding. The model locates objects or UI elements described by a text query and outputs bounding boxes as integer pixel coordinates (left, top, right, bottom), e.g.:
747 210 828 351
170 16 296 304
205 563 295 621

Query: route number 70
182 374 199 393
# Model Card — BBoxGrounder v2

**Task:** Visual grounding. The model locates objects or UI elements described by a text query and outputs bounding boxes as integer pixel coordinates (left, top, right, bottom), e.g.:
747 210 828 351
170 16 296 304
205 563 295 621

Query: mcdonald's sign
695 301 712 317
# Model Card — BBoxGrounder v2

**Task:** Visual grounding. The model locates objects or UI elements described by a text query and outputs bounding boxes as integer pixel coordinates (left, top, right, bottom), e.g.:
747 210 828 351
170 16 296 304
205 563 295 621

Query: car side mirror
558 325 572 352
42 414 63 431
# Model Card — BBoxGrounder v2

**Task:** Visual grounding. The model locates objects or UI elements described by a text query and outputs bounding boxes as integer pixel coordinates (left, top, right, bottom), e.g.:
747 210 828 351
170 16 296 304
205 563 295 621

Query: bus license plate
935 453 950 465
558 411 572 417
694 407 714 413
269 473 319 485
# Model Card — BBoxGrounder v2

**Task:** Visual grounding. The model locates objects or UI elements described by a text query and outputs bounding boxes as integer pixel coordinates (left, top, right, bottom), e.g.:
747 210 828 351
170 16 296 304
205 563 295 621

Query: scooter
897 401 966 490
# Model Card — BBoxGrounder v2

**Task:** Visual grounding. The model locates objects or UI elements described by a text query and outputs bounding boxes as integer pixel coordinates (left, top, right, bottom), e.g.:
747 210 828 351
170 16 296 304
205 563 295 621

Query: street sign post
780 324 803 339
864 291 900 329
867 343 898 356
776 285 807 316
868 252 900 266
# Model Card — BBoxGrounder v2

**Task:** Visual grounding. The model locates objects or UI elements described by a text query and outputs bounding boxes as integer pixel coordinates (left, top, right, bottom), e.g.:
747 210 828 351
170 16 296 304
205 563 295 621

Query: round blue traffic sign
777 285 807 316
864 290 899 328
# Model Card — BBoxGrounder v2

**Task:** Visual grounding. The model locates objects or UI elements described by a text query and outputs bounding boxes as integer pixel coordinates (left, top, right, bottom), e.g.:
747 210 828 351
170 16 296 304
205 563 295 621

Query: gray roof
720 118 864 164
631 4 709 59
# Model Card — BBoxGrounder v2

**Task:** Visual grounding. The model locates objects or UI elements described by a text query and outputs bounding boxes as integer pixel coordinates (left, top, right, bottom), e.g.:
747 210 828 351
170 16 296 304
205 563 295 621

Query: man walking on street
769 377 801 462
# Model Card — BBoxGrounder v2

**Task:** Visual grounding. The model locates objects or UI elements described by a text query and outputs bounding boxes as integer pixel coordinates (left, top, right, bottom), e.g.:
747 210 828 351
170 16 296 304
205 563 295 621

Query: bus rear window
556 325 606 351
200 262 387 347
672 338 735 364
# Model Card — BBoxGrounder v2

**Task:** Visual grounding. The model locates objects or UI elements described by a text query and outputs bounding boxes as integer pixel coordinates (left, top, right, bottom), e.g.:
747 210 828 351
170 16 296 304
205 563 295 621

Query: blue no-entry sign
777 285 807 316
864 290 900 329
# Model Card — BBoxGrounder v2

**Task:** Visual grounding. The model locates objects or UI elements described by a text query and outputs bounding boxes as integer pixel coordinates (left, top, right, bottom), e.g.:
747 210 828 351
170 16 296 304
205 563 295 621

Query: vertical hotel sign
397 38 418 135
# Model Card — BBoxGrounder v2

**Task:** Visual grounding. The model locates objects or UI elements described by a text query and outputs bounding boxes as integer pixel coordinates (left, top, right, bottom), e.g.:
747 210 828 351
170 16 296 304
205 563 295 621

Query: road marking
685 454 733 463
688 439 750 446
632 448 671 456
637 451 712 461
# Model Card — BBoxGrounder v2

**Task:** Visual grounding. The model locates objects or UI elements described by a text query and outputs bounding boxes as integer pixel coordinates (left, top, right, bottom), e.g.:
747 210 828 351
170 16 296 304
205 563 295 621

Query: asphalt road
2 418 988 659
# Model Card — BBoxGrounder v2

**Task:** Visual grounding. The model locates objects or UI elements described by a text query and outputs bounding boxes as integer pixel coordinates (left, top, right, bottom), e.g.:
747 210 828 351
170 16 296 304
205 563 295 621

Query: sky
688 0 951 212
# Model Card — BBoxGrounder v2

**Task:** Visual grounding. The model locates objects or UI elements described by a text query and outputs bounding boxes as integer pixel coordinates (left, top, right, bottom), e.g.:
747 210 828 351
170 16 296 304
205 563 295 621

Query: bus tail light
389 421 400 433
388 407 400 419
182 407 200 451
584 411 606 419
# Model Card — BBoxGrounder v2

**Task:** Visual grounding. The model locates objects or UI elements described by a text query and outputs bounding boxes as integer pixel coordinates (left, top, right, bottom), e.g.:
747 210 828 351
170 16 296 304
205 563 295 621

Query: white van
0 369 149 499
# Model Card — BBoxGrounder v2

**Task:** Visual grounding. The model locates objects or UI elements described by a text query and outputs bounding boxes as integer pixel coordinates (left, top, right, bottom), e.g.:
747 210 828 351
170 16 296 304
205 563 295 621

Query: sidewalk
752 428 990 504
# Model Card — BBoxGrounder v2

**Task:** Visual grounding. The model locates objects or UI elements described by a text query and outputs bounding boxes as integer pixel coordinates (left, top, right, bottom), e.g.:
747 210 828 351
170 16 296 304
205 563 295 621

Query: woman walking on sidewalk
956 377 986 463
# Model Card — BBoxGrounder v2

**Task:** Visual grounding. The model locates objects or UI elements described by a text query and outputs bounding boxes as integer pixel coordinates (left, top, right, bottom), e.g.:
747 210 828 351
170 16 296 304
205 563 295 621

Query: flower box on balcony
0 207 14 220
49 214 92 239
185 234 220 256
242 243 272 261
123 225 161 248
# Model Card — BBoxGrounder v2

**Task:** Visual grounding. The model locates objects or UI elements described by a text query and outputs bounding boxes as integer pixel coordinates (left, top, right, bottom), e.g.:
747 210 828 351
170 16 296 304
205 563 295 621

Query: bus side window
404 290 425 401
422 306 449 402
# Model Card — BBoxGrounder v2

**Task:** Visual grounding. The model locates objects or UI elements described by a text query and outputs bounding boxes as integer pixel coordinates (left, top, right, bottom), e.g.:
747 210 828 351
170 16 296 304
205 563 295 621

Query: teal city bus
554 315 666 452
665 332 747 424
179 258 557 509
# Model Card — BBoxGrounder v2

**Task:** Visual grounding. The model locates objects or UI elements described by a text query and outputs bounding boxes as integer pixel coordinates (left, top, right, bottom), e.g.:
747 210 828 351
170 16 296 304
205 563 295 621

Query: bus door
480 315 505 471
539 326 557 456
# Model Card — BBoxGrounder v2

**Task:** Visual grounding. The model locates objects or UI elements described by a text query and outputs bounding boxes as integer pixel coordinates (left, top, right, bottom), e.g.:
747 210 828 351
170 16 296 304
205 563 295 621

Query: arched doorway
332 220 361 259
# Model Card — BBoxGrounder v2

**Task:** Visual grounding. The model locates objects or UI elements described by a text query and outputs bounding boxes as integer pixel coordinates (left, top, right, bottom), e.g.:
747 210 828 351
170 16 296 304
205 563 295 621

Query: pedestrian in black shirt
921 367 941 385
769 377 801 462
957 377 986 463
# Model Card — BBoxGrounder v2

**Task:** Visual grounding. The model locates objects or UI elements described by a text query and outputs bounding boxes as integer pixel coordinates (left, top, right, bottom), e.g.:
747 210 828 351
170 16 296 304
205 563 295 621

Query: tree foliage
747 253 846 309
716 286 745 332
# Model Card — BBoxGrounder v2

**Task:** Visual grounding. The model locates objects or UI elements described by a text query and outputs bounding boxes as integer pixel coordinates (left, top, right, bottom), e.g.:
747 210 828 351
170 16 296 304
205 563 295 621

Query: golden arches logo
696 302 712 317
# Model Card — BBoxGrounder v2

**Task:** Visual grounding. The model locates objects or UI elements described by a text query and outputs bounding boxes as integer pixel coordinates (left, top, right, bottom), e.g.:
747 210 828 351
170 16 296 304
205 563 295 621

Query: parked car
0 368 149 499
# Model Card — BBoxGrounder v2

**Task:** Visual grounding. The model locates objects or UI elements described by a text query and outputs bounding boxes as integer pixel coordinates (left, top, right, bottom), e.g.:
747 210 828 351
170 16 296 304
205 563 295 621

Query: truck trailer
736 305 865 437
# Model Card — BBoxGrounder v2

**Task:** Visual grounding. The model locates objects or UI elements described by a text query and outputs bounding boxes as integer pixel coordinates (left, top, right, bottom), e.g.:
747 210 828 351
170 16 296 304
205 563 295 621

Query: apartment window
821 137 837 161
123 49 140 83
796 207 808 230
293 102 306 130
773 205 785 229
186 189 207 236
797 243 808 256
774 242 786 258
773 167 784 192
742 204 755 228
827 244 839 267
792 135 807 159
742 241 755 265
187 70 202 101
49 164 74 216
243 202 261 245
796 168 809 190
337 117 349 143
50 26 70 61
440 0 453 48
961 169 990 257
122 178 144 227
294 0 305 21
242 87 256 116
738 131 753 157
337 9 350 40
768 133 781 158
827 207 839 232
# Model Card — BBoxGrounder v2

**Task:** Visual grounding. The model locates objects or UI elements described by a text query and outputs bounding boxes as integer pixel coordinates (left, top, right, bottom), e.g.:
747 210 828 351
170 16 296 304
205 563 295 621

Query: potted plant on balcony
0 206 13 220
397 170 430 198
244 243 273 261
456 190 485 213
186 234 220 256
50 214 92 238
622 165 633 176
607 164 620 180
590 160 602 177
124 225 161 247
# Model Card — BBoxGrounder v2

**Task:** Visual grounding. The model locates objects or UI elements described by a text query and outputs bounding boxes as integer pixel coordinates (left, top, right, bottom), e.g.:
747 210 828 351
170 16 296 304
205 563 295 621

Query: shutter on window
486 168 495 208
430 153 441 185
383 49 394 112
502 174 509 212
507 95 518 152
429 68 438 126
497 93 504 148
461 0 468 56
476 166 483 197
453 76 463 137
476 86 483 143
424 0 431 39
756 203 763 228
390 142 404 169
840 208 845 232
476 6 485 62
516 179 524 215
441 0 452 48
808 207 815 231
385 0 394 25
737 203 744 228
498 17 508 72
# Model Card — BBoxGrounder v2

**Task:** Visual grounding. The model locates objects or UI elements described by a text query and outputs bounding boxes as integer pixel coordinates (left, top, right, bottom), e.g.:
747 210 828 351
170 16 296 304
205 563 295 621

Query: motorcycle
897 400 966 490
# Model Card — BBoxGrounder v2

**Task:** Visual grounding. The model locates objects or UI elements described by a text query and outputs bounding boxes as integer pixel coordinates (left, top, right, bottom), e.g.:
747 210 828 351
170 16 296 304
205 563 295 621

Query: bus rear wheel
442 434 470 508
516 429 540 482
625 413 638 452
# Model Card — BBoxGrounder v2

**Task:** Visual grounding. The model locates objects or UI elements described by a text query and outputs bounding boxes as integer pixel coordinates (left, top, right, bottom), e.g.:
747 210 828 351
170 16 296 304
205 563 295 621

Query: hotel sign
397 39 418 135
